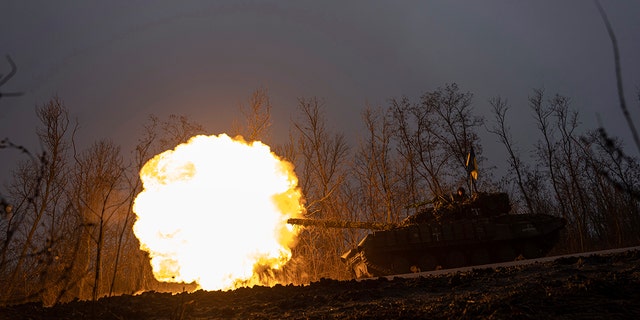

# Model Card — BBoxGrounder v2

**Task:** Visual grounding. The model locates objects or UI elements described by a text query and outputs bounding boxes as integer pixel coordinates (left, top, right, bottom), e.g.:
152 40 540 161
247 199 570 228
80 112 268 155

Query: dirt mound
2 250 639 319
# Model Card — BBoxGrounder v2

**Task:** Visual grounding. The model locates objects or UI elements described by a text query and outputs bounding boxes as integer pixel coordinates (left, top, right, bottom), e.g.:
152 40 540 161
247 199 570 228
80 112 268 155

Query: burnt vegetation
1 6 639 311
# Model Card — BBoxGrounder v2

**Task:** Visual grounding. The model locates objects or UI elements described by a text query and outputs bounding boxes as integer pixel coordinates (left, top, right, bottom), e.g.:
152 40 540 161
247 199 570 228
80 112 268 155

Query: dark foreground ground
2 249 639 319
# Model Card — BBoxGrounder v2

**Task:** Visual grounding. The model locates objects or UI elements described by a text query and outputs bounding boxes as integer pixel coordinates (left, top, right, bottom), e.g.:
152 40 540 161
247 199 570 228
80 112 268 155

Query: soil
2 249 639 319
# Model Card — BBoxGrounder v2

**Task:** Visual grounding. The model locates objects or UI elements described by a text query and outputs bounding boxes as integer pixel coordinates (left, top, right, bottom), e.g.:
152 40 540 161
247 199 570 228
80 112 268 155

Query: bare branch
0 55 25 99
594 0 640 153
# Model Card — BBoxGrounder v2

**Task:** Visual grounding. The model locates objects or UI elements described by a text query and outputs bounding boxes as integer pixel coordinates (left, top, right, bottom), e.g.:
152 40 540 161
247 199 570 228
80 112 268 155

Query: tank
288 192 566 278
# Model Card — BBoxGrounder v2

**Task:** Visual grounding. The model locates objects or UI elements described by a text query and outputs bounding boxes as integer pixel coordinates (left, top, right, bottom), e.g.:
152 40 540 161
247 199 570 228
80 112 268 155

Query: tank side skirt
345 218 564 277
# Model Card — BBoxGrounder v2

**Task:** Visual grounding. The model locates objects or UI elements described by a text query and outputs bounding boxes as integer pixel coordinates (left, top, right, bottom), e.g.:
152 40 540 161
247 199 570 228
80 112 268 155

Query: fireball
132 134 303 291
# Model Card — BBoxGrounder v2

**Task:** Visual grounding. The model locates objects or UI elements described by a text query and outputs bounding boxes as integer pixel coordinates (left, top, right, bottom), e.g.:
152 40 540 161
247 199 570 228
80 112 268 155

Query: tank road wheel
419 253 439 271
446 251 466 268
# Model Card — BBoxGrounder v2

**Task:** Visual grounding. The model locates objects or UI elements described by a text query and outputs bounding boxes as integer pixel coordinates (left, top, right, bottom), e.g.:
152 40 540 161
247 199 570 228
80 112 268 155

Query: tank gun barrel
286 218 393 230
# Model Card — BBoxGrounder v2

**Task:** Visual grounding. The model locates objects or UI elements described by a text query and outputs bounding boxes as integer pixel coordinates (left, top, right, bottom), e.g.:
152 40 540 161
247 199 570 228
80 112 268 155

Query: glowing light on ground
132 134 303 291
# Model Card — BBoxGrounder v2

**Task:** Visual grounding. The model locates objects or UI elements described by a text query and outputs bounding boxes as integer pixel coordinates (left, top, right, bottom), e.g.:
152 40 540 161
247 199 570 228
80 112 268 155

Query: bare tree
0 97 75 305
153 114 207 151
391 83 483 200
488 97 534 214
231 87 273 143
288 97 352 281
353 105 405 224
389 96 425 205
528 88 640 252
530 89 567 217
107 120 156 297
0 97 220 305
1 54 26 218
552 95 592 251
580 130 640 247
66 139 128 301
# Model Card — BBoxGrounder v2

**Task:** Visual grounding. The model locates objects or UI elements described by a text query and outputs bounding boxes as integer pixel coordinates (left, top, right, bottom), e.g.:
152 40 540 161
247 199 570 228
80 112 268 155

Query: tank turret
288 192 566 278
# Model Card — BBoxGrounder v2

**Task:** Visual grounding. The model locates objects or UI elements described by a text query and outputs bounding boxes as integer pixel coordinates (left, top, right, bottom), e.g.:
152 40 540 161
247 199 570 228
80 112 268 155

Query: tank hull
341 213 566 278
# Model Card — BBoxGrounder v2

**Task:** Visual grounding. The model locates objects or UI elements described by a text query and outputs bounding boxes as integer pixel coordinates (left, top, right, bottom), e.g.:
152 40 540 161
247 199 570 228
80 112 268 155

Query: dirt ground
2 249 639 319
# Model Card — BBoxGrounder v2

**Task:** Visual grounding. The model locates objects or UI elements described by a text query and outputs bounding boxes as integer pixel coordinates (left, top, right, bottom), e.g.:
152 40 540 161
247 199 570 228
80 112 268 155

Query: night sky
2 1 639 180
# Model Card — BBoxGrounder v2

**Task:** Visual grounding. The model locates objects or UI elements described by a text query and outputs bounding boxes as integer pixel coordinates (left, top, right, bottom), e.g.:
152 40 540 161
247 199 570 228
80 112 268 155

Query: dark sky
2 1 639 179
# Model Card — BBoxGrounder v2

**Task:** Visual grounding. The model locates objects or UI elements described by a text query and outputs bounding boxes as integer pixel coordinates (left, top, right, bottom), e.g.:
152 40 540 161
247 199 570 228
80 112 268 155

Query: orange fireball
133 134 303 291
